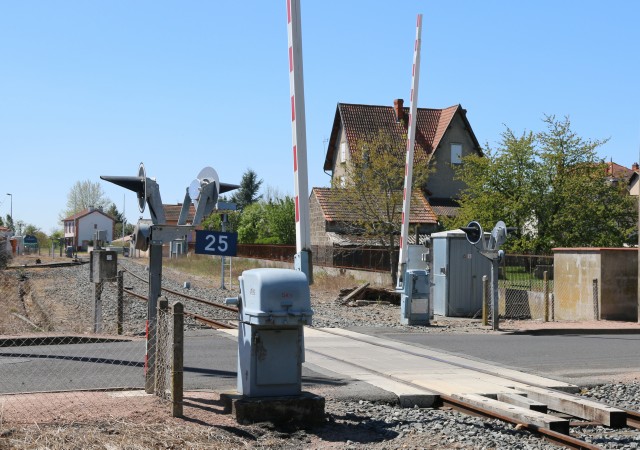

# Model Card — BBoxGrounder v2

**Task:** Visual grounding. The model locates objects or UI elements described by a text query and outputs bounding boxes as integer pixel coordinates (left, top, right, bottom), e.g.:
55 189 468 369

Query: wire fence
0 278 148 423
155 298 183 417
0 263 185 424
499 254 554 321
229 243 396 273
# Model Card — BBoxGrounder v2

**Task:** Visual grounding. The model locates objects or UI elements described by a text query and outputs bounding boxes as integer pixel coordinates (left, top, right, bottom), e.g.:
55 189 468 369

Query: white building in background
62 207 115 251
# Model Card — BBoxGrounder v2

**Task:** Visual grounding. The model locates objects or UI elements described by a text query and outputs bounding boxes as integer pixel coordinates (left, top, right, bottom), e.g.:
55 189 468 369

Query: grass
162 255 365 295
163 254 262 279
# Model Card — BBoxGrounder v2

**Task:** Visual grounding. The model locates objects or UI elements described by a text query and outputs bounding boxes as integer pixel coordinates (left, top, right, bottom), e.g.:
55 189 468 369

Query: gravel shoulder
1 254 640 449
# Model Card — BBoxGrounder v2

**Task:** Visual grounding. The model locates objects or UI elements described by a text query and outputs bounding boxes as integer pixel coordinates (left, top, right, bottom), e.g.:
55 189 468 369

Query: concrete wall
600 249 638 320
309 192 332 247
244 257 392 286
554 248 638 321
330 125 348 183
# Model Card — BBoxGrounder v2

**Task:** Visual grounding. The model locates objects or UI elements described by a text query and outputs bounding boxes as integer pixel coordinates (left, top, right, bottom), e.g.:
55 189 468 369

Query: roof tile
312 187 437 224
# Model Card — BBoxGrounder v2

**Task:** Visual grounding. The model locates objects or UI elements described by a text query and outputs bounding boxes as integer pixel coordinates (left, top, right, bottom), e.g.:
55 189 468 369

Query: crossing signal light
461 221 483 245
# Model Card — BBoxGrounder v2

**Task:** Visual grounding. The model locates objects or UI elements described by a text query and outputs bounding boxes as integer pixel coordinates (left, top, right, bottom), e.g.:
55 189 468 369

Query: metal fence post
482 275 488 326
172 302 184 418
593 278 599 320
117 270 124 335
154 297 169 396
93 281 103 333
543 271 549 322
146 242 162 394
491 258 499 331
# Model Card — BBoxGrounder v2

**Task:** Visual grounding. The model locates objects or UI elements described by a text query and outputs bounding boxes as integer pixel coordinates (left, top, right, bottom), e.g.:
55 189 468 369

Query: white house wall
77 212 113 246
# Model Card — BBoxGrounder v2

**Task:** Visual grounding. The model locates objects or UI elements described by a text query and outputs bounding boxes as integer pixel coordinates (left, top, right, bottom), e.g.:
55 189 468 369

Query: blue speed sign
194 231 238 256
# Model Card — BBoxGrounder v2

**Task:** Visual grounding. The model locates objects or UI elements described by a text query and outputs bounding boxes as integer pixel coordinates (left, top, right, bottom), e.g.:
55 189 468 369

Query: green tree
237 202 264 243
450 116 637 253
59 180 111 221
23 224 40 236
4 214 14 233
235 195 296 245
231 169 263 210
446 128 538 253
201 210 241 233
105 203 134 240
330 130 430 283
262 196 295 245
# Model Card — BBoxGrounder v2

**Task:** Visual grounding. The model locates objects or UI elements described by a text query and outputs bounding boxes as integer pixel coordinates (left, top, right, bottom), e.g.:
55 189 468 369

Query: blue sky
1 1 639 233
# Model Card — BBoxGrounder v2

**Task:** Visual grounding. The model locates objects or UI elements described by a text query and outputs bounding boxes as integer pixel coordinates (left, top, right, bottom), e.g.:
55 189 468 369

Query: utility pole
6 193 12 232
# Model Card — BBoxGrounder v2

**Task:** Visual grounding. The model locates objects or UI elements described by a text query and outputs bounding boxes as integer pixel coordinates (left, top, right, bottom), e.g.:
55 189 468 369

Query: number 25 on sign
194 231 238 257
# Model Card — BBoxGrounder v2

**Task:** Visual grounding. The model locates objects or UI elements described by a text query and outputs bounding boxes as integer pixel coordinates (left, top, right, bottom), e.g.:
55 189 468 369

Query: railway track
306 328 640 450
121 269 238 330
6 259 87 269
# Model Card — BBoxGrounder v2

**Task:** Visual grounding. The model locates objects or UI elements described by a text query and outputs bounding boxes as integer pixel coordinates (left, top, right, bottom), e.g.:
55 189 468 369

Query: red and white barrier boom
287 0 313 283
397 14 423 288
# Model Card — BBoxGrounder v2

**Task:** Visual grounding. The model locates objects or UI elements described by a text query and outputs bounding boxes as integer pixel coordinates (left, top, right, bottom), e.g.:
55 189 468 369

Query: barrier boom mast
397 14 423 288
287 0 313 283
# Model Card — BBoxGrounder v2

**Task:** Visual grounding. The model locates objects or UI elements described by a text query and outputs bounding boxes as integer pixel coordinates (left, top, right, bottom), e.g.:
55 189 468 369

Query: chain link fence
497 254 553 321
155 298 183 417
0 261 183 424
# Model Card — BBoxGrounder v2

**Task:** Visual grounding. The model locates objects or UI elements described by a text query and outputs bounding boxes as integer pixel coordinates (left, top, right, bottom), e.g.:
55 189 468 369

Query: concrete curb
502 328 640 336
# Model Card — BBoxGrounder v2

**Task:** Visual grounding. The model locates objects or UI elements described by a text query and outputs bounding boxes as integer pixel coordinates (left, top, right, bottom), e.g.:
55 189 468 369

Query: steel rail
439 394 602 450
123 288 237 330
123 288 147 301
183 311 237 330
6 260 87 269
122 268 239 312
626 409 640 429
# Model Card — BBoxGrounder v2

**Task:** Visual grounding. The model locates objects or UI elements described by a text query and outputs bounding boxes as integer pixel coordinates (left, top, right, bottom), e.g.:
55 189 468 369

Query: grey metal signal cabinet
431 230 491 317
228 268 313 397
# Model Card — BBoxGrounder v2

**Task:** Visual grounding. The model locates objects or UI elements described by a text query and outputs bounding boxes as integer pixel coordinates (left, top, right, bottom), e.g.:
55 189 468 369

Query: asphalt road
0 330 361 397
2 327 639 395
352 327 640 385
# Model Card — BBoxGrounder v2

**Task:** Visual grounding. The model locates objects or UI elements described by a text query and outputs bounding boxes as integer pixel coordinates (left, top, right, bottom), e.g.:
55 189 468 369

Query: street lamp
6 192 12 221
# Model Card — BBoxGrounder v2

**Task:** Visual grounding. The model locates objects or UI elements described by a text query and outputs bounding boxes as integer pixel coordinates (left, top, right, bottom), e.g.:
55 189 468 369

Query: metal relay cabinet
227 268 313 397
400 269 430 325
431 229 491 317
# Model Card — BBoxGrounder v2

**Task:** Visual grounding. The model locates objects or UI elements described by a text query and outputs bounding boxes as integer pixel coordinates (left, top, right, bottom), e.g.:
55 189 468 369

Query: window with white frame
340 142 347 163
451 143 462 164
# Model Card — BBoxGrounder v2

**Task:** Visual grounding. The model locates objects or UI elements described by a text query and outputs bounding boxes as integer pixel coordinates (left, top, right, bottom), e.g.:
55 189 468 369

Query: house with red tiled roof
62 207 115 250
311 99 482 247
604 161 639 196
323 99 482 218
310 187 437 247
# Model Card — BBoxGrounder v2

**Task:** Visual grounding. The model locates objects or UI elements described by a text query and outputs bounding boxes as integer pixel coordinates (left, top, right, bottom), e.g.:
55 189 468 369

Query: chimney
633 162 639 172
393 99 404 122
